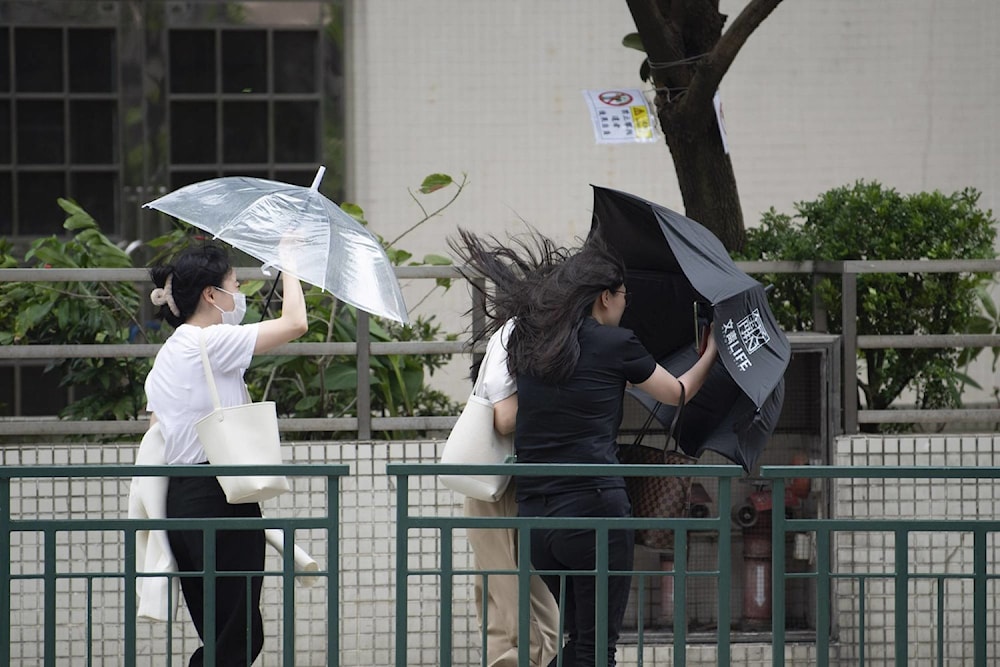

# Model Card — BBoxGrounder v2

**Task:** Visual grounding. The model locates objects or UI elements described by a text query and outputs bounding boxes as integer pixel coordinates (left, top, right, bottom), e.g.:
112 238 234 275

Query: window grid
0 25 121 236
166 26 322 191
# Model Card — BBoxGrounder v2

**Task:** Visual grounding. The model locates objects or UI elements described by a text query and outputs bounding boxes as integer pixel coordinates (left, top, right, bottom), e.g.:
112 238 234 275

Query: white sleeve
203 323 259 373
476 319 516 403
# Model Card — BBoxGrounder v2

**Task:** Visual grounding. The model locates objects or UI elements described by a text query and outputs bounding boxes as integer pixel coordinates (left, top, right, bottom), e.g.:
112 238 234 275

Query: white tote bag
194 330 290 504
439 331 514 502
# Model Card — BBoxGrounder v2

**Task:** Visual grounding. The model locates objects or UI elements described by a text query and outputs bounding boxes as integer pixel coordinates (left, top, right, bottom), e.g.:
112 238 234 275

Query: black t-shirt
514 317 657 499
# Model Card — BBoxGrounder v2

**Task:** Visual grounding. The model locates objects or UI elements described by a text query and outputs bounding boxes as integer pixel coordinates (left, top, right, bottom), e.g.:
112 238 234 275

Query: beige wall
345 0 1000 398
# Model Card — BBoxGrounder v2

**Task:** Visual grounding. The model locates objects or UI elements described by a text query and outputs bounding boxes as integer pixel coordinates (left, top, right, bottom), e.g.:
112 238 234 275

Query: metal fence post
842 271 858 433
357 310 371 439
0 478 10 667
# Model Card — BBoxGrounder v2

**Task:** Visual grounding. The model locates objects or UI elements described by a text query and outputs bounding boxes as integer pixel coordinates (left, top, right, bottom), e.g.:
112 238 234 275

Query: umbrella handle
631 382 685 460
260 272 282 322
664 382 685 458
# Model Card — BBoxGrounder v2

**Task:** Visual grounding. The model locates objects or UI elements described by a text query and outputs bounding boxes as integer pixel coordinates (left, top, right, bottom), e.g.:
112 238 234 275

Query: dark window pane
222 101 267 164
170 30 215 93
170 101 216 164
68 28 117 93
0 367 12 415
275 170 315 189
17 101 65 164
170 170 216 191
222 30 267 94
71 101 117 164
0 101 9 163
0 172 11 235
0 29 9 92
17 366 69 416
231 170 268 179
274 31 317 94
18 171 68 235
274 101 317 163
70 171 117 232
15 28 63 93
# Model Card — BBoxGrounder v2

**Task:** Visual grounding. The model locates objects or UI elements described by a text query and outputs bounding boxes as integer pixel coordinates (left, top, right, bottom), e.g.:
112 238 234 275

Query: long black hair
148 243 232 328
450 229 625 384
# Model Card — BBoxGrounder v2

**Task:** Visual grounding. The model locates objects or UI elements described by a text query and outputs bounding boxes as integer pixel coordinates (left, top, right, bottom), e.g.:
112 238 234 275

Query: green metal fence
765 465 1000 667
0 462 348 667
389 462 745 667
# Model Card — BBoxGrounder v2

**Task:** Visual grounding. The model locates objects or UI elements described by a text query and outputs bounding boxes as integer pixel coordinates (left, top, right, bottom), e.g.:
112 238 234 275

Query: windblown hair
148 243 232 328
450 229 625 384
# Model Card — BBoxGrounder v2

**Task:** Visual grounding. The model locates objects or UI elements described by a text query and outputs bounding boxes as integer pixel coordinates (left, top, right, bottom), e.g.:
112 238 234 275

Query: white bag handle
471 328 503 399
198 329 224 411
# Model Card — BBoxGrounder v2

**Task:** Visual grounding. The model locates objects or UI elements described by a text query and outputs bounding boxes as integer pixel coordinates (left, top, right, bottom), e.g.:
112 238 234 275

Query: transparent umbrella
143 166 408 323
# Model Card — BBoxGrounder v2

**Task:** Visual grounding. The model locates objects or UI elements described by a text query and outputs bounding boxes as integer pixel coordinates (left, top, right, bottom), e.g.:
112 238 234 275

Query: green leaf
323 365 358 391
340 202 366 224
295 395 320 411
59 198 98 231
622 33 646 52
419 174 453 194
16 301 55 334
421 253 452 266
387 248 412 265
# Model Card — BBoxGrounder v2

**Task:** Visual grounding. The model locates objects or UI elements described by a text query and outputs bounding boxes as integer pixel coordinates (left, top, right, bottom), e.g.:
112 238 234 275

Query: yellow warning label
630 105 652 140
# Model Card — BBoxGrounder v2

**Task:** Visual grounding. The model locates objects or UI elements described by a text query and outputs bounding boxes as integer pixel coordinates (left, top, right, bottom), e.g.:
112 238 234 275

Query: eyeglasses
615 289 631 306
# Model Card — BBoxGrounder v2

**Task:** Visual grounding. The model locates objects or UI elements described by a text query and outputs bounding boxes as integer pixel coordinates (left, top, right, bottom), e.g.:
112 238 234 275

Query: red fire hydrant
734 488 773 629
733 459 812 630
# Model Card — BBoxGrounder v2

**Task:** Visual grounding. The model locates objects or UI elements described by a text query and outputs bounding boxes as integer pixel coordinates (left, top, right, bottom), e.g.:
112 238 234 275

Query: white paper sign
713 90 730 155
582 89 658 144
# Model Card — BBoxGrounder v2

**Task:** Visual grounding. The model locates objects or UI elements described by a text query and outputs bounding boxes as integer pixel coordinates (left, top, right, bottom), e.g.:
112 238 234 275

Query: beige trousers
465 486 560 667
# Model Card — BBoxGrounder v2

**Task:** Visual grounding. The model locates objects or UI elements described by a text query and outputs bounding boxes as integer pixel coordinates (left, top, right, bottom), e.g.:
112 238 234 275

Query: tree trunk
625 0 785 252
660 95 745 251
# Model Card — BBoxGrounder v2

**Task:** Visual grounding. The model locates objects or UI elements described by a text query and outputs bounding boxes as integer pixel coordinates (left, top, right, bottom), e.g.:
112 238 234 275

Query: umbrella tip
310 166 327 191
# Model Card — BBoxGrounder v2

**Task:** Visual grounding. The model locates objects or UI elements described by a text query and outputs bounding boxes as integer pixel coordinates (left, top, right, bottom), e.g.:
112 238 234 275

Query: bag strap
197 329 223 411
632 381 686 461
471 326 504 398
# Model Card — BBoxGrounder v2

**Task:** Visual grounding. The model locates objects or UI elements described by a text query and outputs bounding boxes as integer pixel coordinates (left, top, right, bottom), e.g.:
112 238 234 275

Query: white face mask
213 287 247 325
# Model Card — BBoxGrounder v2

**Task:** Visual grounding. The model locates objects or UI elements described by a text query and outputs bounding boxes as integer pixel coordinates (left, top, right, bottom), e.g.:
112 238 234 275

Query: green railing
0 462 349 667
765 465 1000 667
389 462 745 667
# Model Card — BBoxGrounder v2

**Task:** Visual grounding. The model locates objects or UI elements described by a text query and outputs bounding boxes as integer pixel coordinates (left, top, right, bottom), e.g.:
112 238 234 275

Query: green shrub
737 181 997 426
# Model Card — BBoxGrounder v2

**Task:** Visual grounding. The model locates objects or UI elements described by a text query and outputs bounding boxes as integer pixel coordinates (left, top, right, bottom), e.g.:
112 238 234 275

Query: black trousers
166 475 265 667
518 487 635 667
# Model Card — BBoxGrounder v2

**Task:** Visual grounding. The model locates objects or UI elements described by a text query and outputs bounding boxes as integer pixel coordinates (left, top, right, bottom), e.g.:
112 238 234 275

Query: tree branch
684 0 785 111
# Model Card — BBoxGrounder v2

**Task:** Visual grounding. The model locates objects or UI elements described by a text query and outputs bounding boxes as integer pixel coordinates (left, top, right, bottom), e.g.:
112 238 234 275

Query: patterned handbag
617 383 697 551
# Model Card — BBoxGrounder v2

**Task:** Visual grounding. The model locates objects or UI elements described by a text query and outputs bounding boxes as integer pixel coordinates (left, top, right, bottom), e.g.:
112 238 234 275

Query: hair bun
150 273 180 317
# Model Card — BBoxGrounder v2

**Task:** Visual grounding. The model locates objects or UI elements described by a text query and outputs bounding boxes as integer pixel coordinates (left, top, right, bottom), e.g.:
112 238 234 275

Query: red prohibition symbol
599 91 633 106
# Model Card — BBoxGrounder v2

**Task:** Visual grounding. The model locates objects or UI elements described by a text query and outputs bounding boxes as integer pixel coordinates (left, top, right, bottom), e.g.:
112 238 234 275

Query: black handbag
617 383 697 551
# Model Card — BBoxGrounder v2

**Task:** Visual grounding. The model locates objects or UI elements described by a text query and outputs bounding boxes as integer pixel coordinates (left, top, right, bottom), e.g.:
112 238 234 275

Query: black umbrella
590 185 790 472
626 347 785 473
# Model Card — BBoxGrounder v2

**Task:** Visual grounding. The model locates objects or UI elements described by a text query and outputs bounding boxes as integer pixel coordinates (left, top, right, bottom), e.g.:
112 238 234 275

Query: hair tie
150 273 181 317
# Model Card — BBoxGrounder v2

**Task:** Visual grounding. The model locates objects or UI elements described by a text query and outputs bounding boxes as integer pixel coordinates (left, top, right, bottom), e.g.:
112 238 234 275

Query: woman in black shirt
455 232 717 667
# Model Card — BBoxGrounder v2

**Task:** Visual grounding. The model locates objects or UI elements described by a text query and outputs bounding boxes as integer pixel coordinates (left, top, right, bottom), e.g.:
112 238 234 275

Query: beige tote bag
195 330 290 504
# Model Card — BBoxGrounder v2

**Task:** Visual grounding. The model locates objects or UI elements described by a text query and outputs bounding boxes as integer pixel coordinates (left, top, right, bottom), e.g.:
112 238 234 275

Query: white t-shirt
476 319 516 403
145 323 259 464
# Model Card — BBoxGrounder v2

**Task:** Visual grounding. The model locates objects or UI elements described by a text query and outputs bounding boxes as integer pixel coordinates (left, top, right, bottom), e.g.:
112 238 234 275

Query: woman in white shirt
145 243 307 667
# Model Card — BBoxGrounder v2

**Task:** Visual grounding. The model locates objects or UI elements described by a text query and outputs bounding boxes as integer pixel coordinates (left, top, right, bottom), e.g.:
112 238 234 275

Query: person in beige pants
465 320 560 667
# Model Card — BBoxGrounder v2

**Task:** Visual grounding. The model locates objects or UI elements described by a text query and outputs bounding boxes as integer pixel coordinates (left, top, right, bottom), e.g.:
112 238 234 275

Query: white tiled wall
833 434 1000 666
